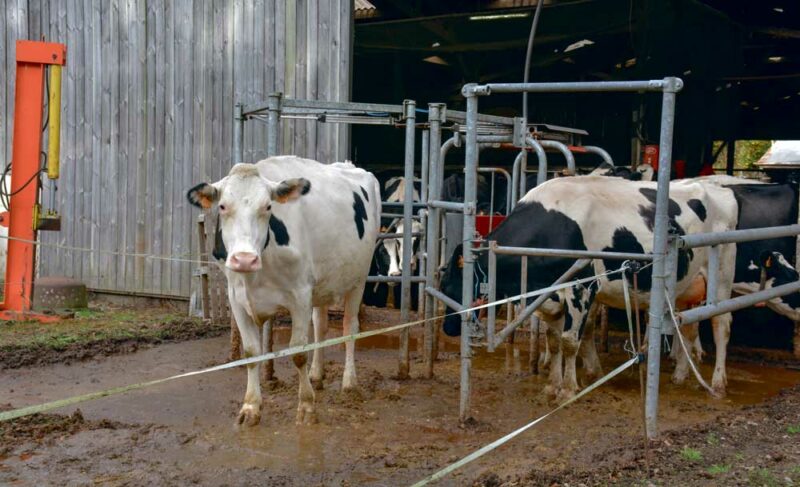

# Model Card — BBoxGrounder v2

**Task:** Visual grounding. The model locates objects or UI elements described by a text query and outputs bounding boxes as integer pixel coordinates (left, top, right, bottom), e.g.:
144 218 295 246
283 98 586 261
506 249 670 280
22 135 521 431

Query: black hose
522 0 545 125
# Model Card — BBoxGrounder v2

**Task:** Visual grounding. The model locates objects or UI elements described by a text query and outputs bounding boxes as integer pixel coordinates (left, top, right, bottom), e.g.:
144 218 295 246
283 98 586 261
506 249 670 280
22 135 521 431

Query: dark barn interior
351 0 800 352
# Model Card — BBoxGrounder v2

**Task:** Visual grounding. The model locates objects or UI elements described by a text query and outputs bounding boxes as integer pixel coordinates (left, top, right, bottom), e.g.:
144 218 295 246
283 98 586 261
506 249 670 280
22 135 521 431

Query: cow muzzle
228 252 261 272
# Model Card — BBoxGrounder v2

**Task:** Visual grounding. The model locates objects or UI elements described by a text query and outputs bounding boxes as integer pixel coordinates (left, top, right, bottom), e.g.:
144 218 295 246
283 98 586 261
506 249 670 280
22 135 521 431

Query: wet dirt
0 318 227 370
0 307 799 486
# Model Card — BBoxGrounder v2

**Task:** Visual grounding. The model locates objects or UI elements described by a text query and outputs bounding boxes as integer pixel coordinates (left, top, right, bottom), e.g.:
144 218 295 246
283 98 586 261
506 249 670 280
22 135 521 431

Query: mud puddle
1 308 799 486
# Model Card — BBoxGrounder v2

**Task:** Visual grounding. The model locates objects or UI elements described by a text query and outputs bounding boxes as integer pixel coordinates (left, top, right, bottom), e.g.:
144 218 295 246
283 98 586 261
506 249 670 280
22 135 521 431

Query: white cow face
636 163 654 181
382 221 421 277
187 164 310 272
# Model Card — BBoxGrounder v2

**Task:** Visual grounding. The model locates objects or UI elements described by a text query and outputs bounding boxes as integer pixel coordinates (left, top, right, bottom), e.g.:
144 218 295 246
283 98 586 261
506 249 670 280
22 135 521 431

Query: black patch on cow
383 179 401 200
352 191 368 239
602 227 653 289
268 215 290 246
760 251 800 309
439 201 593 336
212 216 227 261
638 188 682 232
300 181 311 195
563 282 599 335
725 183 799 286
687 199 707 221
360 186 369 202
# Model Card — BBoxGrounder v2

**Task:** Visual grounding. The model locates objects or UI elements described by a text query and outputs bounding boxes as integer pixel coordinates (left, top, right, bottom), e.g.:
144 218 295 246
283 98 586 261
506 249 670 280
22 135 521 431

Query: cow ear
187 183 220 209
272 178 311 203
759 251 774 269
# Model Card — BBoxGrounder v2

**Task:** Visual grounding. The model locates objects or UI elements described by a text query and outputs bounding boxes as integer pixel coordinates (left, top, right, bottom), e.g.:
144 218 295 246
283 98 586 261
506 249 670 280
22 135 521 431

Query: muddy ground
1 307 799 486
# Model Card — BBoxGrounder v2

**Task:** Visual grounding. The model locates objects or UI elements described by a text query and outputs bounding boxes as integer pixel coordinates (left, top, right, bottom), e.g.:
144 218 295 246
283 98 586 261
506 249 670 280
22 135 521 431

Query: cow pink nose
229 252 261 271
389 270 402 276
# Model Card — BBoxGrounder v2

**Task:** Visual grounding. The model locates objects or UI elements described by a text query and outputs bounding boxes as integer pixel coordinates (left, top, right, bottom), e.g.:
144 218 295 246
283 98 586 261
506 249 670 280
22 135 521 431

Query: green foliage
748 468 779 487
788 424 800 434
712 140 772 170
706 432 720 446
706 464 730 475
680 446 703 462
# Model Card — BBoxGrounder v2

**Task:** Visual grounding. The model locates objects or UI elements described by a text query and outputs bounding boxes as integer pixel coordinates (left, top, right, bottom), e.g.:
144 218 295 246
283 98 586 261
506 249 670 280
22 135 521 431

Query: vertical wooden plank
316 0 330 163
89 0 101 287
294 0 307 158
117 0 131 290
232 0 244 160
99 0 114 289
252 0 265 160
189 0 205 295
178 2 195 296
152 0 166 293
304 0 317 159
274 0 285 152
80 0 92 284
339 0 353 160
133 0 147 292
162 0 175 294
211 0 224 182
223 0 234 169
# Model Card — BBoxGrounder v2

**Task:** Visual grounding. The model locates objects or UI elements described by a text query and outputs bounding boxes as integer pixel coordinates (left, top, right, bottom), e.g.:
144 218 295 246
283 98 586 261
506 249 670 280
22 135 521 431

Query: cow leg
543 316 564 400
310 307 328 390
672 322 699 385
261 319 275 384
230 303 262 427
538 321 551 372
711 313 731 396
289 304 316 424
578 305 603 384
560 284 597 402
342 284 365 391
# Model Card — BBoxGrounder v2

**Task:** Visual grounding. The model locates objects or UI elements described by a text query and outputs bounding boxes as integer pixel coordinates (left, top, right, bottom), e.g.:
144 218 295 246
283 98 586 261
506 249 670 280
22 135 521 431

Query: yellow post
46 65 62 180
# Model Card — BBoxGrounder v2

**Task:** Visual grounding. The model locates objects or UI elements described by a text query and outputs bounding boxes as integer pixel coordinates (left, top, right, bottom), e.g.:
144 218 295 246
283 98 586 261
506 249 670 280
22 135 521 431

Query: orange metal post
0 41 66 322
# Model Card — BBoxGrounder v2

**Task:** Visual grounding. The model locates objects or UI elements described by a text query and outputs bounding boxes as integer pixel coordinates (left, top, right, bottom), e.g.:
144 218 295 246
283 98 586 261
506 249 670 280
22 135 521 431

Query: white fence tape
410 356 640 486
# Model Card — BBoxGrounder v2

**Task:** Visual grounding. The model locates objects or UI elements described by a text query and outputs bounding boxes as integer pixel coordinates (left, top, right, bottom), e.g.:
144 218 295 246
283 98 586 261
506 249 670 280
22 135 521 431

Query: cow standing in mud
188 157 381 426
440 176 739 400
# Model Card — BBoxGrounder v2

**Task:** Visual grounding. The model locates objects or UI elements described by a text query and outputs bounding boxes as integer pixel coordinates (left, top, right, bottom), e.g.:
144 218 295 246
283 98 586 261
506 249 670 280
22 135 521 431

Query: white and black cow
669 178 800 383
187 156 381 426
440 176 739 400
590 162 654 181
364 176 421 309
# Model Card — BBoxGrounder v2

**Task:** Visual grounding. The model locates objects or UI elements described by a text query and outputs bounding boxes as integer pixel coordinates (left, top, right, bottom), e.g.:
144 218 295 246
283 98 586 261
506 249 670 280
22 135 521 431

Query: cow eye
219 204 227 212
267 204 272 211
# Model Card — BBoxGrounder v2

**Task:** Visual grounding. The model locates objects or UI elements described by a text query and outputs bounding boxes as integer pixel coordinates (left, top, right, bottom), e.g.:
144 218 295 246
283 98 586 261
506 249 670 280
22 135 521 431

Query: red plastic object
475 215 505 237
643 145 659 169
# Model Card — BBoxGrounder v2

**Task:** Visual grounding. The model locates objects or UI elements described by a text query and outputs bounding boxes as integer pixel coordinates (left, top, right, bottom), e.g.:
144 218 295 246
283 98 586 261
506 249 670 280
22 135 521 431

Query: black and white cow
670 178 800 383
187 157 381 426
589 162 654 181
440 176 739 400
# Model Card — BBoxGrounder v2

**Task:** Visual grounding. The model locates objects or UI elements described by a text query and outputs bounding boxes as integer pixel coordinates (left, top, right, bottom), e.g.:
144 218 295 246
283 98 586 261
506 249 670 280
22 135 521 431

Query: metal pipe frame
425 286 465 314
478 167 512 216
367 275 427 284
460 77 683 438
465 79 680 96
377 232 424 240
398 100 416 380
266 93 282 156
424 103 446 378
491 243 653 261
679 224 800 249
539 140 576 176
582 145 614 166
527 137 549 186
428 200 465 212
644 78 682 440
459 88 480 421
234 103 245 164
678 280 800 325
243 96 404 117
382 201 428 210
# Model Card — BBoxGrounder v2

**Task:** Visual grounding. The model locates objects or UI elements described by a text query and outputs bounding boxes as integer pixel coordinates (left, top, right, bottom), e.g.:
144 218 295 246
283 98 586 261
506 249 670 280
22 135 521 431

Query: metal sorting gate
195 79 800 440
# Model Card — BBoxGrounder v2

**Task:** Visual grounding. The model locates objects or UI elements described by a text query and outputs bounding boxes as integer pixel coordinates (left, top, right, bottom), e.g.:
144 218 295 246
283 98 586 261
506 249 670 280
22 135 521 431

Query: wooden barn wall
0 0 353 298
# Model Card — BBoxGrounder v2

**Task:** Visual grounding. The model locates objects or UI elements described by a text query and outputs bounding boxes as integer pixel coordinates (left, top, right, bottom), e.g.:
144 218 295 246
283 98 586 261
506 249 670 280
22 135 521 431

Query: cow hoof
556 388 577 404
543 384 558 401
342 375 358 391
237 404 262 427
296 404 318 425
671 373 687 385
311 377 325 391
711 383 727 399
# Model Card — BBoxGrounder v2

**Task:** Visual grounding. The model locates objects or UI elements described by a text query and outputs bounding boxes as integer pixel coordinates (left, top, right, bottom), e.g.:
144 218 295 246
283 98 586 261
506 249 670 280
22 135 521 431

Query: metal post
398 99 416 380
417 208 427 317
526 137 549 186
487 244 497 352
424 104 445 378
459 87 480 421
644 77 682 440
707 245 720 306
234 103 245 164
266 92 282 157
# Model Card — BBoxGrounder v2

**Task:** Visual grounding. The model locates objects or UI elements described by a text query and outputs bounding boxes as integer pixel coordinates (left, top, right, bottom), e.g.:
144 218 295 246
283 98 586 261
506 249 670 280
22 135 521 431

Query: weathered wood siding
1 0 353 297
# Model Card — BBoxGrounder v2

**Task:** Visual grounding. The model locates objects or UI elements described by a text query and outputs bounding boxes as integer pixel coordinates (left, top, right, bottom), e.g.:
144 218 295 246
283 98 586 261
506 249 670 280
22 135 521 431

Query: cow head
187 163 310 272
382 220 422 277
759 251 800 310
